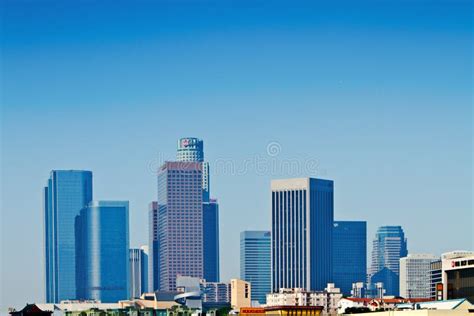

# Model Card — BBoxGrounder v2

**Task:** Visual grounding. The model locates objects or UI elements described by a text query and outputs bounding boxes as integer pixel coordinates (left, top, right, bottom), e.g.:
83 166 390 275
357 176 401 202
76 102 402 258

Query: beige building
231 279 251 310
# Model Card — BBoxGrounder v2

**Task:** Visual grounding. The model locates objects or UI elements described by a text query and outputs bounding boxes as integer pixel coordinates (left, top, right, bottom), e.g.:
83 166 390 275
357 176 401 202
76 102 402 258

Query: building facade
266 284 342 316
369 226 408 296
271 178 334 292
332 221 367 296
441 251 474 302
203 199 220 282
430 259 442 300
240 231 271 304
231 279 251 310
76 201 130 303
44 170 93 303
129 246 149 298
148 201 159 292
203 281 231 303
176 137 210 202
158 162 204 291
399 254 439 298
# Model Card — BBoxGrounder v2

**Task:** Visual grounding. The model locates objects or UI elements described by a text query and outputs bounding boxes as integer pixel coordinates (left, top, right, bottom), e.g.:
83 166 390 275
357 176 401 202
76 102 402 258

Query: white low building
266 284 343 315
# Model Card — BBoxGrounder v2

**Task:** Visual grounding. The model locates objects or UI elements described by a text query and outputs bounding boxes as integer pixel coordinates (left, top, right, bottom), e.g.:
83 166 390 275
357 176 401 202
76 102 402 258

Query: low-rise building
240 306 323 316
266 284 342 315
440 251 474 302
231 279 251 310
337 297 434 314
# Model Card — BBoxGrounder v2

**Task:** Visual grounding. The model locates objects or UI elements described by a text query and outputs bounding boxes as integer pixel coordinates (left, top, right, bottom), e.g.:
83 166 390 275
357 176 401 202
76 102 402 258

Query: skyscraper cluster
44 171 129 303
45 137 452 307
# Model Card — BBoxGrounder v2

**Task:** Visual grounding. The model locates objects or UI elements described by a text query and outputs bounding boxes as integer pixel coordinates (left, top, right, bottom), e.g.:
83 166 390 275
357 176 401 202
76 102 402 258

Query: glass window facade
203 201 220 282
369 226 408 296
447 268 474 302
76 201 129 303
44 170 93 303
332 221 367 296
240 231 271 304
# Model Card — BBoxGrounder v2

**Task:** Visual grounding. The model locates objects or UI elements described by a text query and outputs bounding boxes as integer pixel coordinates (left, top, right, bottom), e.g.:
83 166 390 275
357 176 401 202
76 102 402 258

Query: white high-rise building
399 253 439 298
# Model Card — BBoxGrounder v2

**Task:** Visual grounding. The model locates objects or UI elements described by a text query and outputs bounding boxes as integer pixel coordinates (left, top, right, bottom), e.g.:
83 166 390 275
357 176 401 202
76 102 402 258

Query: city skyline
2 0 472 311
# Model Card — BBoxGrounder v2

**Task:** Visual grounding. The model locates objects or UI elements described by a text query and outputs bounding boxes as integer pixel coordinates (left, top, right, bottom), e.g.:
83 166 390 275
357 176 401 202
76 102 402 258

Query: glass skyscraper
148 201 159 292
176 137 210 202
369 226 408 296
129 246 149 299
332 221 367 296
240 231 271 304
158 162 203 290
203 199 220 282
44 170 93 303
271 178 334 292
76 201 130 303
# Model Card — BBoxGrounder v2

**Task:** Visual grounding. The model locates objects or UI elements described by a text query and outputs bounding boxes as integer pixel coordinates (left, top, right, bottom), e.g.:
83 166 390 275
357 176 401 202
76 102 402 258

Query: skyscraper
203 199 220 282
369 226 408 296
399 254 439 299
332 221 367 296
240 231 271 304
176 137 220 283
44 170 93 303
129 246 149 298
176 137 210 202
158 161 203 290
76 201 129 303
271 178 334 292
148 201 159 292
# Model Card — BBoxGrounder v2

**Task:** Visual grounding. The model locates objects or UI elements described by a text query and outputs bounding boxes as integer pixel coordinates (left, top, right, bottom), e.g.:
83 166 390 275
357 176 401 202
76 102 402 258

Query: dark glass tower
332 221 367 295
369 226 408 296
76 201 129 303
44 170 93 303
203 199 220 282
271 178 334 292
240 231 271 304
148 201 159 291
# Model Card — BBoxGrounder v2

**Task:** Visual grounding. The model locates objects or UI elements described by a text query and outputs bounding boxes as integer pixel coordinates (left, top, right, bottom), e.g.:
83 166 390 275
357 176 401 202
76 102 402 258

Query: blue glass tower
44 170 93 303
240 231 271 304
369 226 408 296
271 178 334 292
148 201 159 291
76 201 129 303
203 199 220 282
332 221 367 295
129 246 149 298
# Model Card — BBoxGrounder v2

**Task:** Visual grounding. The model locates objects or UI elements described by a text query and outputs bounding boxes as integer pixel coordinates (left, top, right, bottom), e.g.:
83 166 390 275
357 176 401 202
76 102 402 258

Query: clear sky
1 0 473 311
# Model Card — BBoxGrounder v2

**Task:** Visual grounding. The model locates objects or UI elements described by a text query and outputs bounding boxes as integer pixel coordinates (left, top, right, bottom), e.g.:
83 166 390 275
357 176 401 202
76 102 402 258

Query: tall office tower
158 162 203 290
129 246 149 298
203 199 220 282
176 137 210 202
240 231 271 304
332 221 367 296
76 201 129 303
44 170 93 303
271 178 334 292
399 254 439 298
148 201 159 291
369 226 408 296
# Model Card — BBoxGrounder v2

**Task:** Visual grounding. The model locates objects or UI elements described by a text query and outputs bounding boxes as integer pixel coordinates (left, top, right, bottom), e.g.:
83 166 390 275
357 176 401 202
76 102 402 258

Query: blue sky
1 0 472 311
